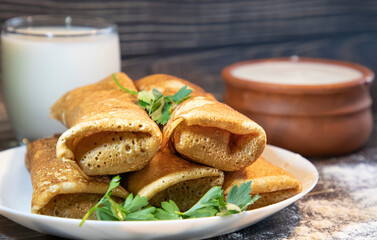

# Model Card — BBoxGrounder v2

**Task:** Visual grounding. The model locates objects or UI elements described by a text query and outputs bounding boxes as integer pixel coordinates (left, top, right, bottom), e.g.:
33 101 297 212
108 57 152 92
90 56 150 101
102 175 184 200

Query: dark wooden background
1 0 377 142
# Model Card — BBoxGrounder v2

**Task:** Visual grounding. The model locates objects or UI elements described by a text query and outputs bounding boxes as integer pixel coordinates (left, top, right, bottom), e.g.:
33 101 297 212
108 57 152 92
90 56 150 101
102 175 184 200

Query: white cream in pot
231 61 363 85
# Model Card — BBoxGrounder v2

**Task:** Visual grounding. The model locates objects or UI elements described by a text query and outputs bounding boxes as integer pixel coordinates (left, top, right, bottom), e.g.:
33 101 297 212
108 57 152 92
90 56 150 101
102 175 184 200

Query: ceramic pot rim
222 57 374 94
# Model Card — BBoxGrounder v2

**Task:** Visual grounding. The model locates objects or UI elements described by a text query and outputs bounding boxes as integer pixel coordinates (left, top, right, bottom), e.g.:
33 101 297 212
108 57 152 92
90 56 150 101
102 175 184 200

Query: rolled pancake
135 74 266 171
223 157 302 210
51 72 162 175
26 137 129 219
124 149 224 211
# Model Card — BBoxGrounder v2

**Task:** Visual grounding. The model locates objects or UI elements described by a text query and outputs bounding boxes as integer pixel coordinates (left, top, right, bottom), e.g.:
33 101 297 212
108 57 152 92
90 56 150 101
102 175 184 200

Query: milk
1 26 121 142
231 61 363 85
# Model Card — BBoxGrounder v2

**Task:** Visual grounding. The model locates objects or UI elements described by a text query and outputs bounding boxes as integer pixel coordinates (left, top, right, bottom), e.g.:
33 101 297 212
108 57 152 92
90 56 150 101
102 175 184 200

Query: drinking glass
1 15 121 144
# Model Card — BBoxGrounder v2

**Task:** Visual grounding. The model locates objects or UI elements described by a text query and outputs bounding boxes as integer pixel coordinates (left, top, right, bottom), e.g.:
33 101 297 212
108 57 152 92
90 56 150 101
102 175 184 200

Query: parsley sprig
112 74 192 125
80 176 260 226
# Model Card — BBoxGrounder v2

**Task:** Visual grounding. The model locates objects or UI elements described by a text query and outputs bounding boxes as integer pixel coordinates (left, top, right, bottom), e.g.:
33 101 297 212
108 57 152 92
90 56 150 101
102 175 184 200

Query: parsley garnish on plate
112 74 192 125
80 176 259 226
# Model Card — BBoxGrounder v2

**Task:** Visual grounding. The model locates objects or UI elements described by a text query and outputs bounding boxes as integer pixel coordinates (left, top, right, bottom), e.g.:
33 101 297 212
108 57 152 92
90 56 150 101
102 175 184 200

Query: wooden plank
122 33 377 104
0 0 376 56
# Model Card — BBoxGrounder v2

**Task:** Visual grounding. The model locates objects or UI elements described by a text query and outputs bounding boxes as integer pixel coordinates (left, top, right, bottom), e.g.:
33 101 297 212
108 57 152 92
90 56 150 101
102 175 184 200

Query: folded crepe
223 157 302 210
134 74 266 171
124 149 224 211
26 137 129 219
51 73 162 175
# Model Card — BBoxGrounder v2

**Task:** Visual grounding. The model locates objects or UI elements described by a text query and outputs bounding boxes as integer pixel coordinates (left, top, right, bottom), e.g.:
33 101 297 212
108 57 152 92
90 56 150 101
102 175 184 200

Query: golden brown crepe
50 73 162 175
124 149 224 211
223 157 302 210
134 74 266 171
26 137 129 219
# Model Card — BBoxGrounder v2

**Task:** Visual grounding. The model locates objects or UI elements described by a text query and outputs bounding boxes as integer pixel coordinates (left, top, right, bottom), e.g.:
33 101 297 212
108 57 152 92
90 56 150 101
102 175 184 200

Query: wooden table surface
0 104 376 239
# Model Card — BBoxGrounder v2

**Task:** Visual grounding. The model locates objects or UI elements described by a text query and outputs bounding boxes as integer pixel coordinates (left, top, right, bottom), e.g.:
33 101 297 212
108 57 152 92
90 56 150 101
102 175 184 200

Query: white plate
0 145 318 240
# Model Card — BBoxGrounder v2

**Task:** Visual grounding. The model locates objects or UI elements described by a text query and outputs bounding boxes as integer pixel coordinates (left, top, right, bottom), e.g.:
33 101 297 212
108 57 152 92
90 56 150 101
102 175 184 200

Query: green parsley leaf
226 181 260 211
123 193 149 213
80 177 259 226
112 73 192 125
216 203 241 217
171 86 193 104
107 195 127 221
138 91 155 111
152 88 164 100
157 101 172 125
96 207 119 221
125 206 157 221
179 186 223 218
184 206 220 218
112 74 138 96
154 200 182 220
149 97 165 120
80 175 121 226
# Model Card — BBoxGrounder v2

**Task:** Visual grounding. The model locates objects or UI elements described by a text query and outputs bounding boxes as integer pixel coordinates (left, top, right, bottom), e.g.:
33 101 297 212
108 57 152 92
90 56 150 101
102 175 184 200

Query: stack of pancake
27 73 302 219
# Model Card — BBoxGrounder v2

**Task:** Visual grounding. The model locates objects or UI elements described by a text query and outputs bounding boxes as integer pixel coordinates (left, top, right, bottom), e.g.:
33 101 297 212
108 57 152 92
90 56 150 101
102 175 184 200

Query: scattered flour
322 163 377 190
333 221 377 240
322 163 377 211
284 162 377 240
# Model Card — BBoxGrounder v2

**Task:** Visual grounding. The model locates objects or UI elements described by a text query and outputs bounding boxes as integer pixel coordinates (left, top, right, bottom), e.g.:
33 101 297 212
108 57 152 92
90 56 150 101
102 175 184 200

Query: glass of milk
1 15 121 144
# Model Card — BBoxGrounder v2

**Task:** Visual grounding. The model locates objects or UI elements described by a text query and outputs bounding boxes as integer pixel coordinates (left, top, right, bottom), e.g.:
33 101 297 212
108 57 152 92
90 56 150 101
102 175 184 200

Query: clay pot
222 58 374 156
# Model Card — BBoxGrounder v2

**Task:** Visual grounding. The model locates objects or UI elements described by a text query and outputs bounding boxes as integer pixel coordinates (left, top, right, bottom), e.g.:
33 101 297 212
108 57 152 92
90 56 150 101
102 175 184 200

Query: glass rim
2 15 117 38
